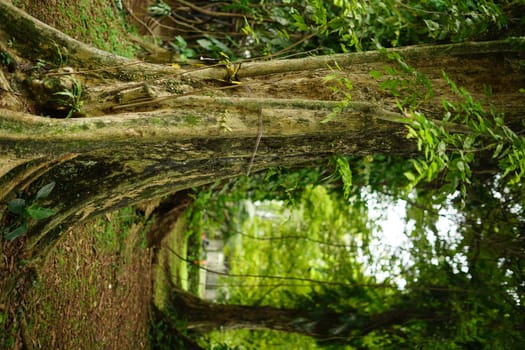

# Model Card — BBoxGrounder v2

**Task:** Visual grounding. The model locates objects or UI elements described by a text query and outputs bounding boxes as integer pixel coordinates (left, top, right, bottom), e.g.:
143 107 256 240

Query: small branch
122 2 158 38
268 32 318 59
175 0 275 22
165 245 391 288
246 108 263 176
43 61 144 76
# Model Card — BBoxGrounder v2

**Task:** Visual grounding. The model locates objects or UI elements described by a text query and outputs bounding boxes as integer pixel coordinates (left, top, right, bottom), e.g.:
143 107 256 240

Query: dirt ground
22 215 153 349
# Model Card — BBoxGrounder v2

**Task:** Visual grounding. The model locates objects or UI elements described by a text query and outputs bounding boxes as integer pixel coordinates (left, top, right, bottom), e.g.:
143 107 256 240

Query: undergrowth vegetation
147 0 510 60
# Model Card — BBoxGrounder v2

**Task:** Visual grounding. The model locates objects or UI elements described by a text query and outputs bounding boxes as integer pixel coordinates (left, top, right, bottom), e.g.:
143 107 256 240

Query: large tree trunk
0 1 524 260
167 284 435 343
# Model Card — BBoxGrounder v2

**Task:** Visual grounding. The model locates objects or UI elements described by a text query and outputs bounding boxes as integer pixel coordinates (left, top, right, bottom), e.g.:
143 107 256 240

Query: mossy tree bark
0 1 524 261
166 282 438 344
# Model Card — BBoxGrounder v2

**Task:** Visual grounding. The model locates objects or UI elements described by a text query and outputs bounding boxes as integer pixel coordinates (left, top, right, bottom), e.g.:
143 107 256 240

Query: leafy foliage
137 1 522 348
399 175 525 349
332 156 353 199
143 0 508 59
169 35 196 61
370 51 434 109
404 71 525 202
321 63 354 123
207 184 377 348
53 77 83 118
181 112 525 348
3 182 56 240
148 0 172 17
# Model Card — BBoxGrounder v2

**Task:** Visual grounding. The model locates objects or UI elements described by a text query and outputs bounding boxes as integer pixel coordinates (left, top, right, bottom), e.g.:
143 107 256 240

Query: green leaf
26 205 55 220
456 160 465 172
369 70 383 79
413 159 425 175
148 0 171 17
36 181 56 200
424 19 440 33
427 161 439 182
209 37 233 56
8 198 26 215
493 143 504 159
292 12 309 31
437 141 447 156
404 171 416 182
335 156 352 199
5 222 28 241
463 136 474 150
196 39 213 51
406 126 418 139
173 35 187 49
54 91 75 98
321 111 337 124
322 73 339 82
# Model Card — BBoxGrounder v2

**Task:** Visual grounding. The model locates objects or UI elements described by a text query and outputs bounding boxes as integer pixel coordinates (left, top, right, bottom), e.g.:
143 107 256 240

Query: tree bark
0 1 524 260
166 284 434 343
146 190 192 251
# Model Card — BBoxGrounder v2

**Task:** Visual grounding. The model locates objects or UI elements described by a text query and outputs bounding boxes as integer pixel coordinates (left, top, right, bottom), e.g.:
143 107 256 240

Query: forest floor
13 0 140 58
18 211 153 349
0 1 168 348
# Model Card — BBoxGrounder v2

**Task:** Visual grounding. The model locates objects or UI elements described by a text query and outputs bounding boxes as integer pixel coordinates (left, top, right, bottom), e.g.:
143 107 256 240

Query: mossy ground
0 2 162 348
14 0 139 58
22 210 153 349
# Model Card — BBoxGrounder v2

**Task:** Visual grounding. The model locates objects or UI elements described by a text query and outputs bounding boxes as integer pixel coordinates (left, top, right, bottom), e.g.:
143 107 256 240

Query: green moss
2 15 40 60
79 123 90 130
183 115 200 126
94 121 107 129
0 119 24 133
25 0 137 58
60 124 89 134
149 117 162 125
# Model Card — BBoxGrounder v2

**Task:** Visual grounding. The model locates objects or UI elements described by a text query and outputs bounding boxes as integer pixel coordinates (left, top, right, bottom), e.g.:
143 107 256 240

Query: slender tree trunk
0 1 524 261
